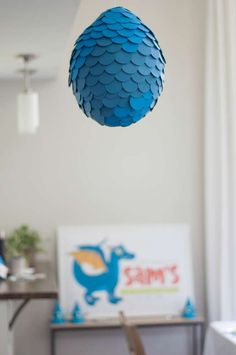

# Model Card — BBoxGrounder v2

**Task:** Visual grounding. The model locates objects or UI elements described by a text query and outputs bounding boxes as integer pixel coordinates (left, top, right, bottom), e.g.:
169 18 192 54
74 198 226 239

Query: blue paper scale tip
69 6 165 127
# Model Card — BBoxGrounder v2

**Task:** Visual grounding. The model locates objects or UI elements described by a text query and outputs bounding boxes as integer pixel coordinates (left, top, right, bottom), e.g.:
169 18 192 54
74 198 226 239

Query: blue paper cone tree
51 302 65 324
71 302 85 324
182 298 197 319
69 7 165 127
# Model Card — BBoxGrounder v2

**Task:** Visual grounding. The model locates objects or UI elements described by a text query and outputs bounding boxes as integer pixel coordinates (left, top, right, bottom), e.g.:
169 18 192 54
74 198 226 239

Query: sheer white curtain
205 0 236 321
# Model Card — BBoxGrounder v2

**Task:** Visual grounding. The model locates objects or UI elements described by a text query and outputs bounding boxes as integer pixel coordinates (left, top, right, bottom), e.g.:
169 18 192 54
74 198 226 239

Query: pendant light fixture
17 54 39 134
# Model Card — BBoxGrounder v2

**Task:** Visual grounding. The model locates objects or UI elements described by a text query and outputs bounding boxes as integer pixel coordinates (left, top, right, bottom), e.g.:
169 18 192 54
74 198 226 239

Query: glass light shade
17 91 39 134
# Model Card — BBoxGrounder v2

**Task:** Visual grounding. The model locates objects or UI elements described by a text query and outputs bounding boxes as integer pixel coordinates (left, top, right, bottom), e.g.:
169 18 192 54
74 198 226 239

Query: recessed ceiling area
0 0 80 79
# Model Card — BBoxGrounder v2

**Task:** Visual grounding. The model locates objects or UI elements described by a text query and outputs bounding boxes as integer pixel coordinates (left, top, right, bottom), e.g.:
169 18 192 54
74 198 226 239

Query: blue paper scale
69 7 165 127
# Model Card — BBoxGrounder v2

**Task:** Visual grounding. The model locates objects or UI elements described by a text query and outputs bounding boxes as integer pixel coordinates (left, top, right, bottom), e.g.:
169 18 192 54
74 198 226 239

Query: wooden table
50 315 205 355
0 262 58 355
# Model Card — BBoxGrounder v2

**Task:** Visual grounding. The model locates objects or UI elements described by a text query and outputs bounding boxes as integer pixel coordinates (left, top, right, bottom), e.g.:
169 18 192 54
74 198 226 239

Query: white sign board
57 225 194 319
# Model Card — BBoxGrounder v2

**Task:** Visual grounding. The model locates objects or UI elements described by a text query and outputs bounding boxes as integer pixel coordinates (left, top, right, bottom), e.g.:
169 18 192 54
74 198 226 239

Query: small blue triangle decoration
182 298 197 319
71 302 85 324
51 301 65 324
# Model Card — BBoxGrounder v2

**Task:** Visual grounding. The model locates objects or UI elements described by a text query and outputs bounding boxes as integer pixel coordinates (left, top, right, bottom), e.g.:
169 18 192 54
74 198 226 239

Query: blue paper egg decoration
69 7 165 127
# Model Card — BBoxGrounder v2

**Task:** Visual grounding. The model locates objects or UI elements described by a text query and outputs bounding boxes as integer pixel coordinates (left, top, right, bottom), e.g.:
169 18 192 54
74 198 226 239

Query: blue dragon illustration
70 243 135 305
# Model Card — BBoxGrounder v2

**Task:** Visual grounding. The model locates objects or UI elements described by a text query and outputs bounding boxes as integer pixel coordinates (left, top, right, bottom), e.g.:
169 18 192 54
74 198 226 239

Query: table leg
50 329 55 355
200 323 205 355
192 324 198 355
0 301 13 355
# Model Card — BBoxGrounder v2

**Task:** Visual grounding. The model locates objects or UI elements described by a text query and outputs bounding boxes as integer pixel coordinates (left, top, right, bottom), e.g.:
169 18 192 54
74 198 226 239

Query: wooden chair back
119 312 146 355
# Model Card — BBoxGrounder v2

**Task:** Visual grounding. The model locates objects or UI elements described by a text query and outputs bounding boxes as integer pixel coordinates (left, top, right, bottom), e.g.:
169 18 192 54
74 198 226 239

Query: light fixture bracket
16 54 38 63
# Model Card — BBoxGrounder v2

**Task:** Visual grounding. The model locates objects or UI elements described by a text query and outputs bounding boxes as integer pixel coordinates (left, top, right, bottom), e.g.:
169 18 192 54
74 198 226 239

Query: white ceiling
0 0 80 79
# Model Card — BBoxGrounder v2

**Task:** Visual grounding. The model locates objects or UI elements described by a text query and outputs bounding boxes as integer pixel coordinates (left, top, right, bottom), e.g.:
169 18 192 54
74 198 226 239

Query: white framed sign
57 225 194 319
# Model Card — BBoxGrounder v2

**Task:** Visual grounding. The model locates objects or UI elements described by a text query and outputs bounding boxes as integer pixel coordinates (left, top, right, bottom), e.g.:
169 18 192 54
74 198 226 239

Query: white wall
0 0 205 354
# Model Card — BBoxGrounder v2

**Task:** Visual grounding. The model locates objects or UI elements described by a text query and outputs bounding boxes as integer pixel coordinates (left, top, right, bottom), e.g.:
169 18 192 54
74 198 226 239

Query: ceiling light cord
17 54 37 92
23 58 31 92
